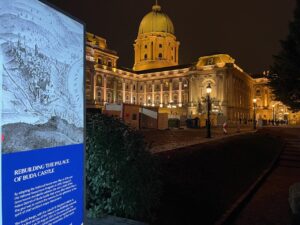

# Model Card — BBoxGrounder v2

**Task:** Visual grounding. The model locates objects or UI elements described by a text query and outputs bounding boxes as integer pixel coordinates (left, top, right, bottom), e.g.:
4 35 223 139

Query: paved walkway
233 128 300 225
142 126 255 153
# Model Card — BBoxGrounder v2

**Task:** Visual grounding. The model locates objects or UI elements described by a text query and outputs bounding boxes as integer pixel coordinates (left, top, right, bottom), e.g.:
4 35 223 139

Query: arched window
159 44 163 48
256 88 261 96
158 53 162 59
173 95 178 103
144 54 148 60
97 58 102 64
133 85 136 91
145 45 148 49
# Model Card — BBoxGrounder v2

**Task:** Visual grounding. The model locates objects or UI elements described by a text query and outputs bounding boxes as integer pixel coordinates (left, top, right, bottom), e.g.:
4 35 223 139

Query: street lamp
206 83 212 138
253 98 257 129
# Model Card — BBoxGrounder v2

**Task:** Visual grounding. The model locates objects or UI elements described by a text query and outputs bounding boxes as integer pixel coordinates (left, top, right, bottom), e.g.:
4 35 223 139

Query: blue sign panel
2 144 84 225
0 0 85 224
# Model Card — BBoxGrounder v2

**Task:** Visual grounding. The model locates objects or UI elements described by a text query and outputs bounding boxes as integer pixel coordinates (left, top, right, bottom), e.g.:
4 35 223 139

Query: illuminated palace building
86 3 300 125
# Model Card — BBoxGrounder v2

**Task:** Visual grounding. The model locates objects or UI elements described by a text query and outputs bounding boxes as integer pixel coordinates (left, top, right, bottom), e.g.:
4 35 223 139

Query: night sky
47 0 296 74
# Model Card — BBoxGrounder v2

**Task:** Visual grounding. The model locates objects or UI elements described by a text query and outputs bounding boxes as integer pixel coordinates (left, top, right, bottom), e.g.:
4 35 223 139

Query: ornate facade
86 3 300 125
253 73 300 125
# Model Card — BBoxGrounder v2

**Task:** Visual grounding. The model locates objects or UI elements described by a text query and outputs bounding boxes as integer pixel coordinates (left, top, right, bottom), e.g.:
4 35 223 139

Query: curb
214 137 285 225
152 129 257 154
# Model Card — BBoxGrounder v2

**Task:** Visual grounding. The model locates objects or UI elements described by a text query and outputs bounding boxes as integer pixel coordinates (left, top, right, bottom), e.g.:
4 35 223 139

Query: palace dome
138 4 175 35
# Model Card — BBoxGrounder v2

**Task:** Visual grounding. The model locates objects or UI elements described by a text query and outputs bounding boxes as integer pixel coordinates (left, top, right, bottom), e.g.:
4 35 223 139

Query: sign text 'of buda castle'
86 2 300 125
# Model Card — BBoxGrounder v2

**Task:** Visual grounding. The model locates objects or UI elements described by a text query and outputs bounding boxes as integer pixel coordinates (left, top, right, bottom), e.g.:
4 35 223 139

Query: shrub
86 113 161 221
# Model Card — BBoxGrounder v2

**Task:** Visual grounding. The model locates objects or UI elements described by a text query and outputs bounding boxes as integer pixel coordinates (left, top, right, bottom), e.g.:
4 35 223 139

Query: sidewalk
86 216 148 225
142 126 255 153
232 128 300 225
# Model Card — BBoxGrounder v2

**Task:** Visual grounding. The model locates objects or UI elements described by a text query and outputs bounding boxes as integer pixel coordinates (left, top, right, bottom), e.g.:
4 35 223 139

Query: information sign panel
0 0 85 224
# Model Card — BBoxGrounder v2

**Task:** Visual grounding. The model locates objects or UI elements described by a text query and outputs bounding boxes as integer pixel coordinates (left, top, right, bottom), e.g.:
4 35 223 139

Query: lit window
97 76 102 86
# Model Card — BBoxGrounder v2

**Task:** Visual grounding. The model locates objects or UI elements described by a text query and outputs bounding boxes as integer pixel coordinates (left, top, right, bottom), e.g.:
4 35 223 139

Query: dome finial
153 0 161 11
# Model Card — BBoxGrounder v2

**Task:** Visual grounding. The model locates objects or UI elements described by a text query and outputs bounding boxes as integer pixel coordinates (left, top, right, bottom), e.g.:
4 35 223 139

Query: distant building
85 3 300 125
253 73 300 125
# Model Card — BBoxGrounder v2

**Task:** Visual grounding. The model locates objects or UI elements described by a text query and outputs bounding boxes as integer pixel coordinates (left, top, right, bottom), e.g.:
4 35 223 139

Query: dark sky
47 0 296 74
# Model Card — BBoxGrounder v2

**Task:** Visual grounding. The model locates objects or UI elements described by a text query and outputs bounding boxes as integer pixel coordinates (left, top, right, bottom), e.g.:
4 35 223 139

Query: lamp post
253 98 257 129
206 83 212 138
272 104 275 125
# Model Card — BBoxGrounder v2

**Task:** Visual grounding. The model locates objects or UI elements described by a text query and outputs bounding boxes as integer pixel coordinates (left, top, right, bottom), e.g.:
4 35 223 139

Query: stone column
130 83 133 104
187 76 197 116
122 81 126 103
144 83 147 105
169 79 173 103
113 80 117 103
178 80 182 107
160 81 163 107
91 73 95 101
152 82 155 106
103 75 107 103
189 77 193 105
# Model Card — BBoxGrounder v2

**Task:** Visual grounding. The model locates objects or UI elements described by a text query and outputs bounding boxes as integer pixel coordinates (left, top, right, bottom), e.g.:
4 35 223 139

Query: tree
270 0 300 111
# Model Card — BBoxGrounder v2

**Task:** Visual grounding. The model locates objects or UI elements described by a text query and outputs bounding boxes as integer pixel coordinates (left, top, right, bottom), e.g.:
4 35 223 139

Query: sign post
0 0 85 224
